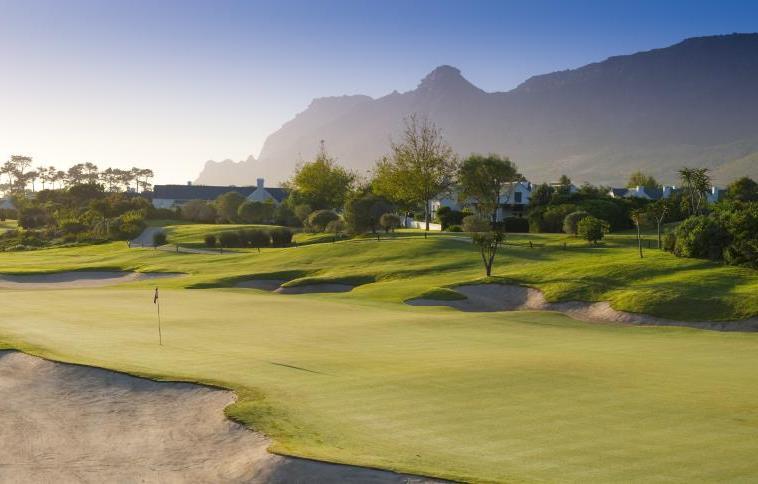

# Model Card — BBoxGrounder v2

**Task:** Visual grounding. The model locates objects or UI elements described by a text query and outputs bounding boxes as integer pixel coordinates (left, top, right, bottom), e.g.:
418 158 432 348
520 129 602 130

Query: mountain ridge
196 33 758 186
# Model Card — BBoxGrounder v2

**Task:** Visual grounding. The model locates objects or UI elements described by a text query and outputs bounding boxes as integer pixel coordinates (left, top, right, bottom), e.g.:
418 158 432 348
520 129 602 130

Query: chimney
256 178 264 189
187 181 192 186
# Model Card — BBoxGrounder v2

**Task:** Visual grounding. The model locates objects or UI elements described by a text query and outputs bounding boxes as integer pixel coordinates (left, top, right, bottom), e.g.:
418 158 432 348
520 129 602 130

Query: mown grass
0 224 757 481
1 289 757 482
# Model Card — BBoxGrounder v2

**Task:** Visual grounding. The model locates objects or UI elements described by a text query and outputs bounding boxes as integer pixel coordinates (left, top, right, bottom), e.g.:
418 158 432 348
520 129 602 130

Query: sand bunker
408 284 758 332
235 279 356 294
235 279 286 291
275 283 355 294
0 271 177 289
0 350 440 483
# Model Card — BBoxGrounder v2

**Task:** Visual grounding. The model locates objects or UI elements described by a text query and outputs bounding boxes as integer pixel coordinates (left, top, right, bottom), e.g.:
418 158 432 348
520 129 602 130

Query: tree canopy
626 171 659 190
372 114 458 230
288 145 355 210
458 153 519 223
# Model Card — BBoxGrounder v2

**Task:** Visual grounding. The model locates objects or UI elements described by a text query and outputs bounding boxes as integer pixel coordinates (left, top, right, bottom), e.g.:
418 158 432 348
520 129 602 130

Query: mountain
196 33 758 186
195 155 259 186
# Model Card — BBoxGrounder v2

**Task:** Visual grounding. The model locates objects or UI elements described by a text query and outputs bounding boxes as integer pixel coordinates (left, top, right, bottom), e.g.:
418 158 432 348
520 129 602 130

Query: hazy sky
1 0 756 184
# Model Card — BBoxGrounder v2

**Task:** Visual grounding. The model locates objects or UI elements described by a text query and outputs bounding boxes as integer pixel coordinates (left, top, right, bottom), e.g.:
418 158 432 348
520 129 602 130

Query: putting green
1 227 757 481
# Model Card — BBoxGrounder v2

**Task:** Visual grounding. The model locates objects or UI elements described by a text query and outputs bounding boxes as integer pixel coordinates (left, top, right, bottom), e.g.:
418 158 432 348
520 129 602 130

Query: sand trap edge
407 284 758 332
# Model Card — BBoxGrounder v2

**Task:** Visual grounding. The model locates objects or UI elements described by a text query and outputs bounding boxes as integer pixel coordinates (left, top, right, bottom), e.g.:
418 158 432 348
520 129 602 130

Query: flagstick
157 298 162 346
154 287 162 346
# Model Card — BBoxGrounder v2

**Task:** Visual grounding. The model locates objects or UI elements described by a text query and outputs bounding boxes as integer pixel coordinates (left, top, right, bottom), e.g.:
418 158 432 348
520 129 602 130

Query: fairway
1 229 757 482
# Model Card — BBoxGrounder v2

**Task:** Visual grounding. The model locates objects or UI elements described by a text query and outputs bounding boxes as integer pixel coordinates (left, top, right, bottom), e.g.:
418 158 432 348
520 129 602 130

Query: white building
152 178 288 209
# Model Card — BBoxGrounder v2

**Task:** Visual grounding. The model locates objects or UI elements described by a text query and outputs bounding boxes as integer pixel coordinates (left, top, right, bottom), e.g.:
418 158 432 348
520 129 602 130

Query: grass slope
0 225 757 481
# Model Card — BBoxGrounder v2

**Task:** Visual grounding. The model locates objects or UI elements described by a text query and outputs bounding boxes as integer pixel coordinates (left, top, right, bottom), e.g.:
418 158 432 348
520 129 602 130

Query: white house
0 198 16 211
152 178 288 209
430 180 533 222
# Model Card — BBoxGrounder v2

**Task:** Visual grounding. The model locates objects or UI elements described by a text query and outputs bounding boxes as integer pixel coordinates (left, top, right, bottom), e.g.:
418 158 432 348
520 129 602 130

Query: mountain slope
197 33 758 186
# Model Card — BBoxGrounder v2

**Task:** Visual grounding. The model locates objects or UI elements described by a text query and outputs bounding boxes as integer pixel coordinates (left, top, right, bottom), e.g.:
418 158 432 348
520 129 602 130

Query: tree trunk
637 225 643 259
424 200 430 238
657 219 662 249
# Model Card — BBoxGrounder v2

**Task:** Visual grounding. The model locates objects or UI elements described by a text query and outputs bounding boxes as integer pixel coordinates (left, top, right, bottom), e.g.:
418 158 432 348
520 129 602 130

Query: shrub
61 220 88 234
326 219 345 235
662 232 677 252
246 229 271 252
18 207 51 229
447 225 463 232
152 231 167 246
307 210 339 232
273 204 301 227
181 199 217 223
294 204 313 224
343 193 393 234
462 215 490 233
563 211 591 236
673 215 730 260
577 216 609 244
237 201 275 224
436 206 465 230
203 234 217 248
716 201 758 268
218 231 242 248
379 213 402 232
503 216 529 233
269 227 293 246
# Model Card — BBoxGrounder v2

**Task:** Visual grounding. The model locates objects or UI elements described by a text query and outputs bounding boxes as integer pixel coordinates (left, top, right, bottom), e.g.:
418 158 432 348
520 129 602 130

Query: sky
1 0 756 184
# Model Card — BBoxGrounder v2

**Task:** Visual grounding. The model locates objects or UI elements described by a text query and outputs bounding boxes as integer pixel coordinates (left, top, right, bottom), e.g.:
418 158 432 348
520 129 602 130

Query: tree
344 192 393 234
82 162 99 184
630 208 646 258
379 213 402 233
288 144 355 210
214 191 246 223
66 164 86 186
471 229 504 277
458 153 519 225
626 171 659 190
647 199 670 249
373 114 458 234
529 183 555 207
726 176 758 202
679 167 711 216
562 210 590 236
577 216 608 245
556 174 572 194
325 219 346 240
237 201 275 224
462 215 490 233
307 210 339 232
180 200 216 223
293 204 313 225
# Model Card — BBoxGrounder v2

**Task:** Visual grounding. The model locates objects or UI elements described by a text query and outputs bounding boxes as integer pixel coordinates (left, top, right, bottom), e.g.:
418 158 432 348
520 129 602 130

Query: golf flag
154 287 162 345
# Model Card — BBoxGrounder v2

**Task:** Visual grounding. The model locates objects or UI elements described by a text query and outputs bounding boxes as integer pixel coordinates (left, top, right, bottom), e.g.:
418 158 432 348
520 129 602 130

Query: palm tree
679 167 711 216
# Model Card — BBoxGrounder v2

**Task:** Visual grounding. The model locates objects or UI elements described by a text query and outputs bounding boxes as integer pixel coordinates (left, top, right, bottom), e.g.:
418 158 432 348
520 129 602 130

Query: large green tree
626 171 659 190
726 176 758 202
458 153 519 225
214 191 246 223
288 145 355 210
372 114 458 232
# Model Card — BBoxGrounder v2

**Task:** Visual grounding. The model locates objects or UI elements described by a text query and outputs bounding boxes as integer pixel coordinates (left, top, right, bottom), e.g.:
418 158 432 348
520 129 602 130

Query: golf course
2 224 758 482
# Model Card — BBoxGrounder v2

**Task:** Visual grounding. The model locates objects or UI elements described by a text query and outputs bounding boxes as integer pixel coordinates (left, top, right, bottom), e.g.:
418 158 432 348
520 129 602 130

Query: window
514 192 522 204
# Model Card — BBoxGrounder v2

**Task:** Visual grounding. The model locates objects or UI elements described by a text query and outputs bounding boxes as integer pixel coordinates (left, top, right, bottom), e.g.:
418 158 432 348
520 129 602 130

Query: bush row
203 227 294 249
